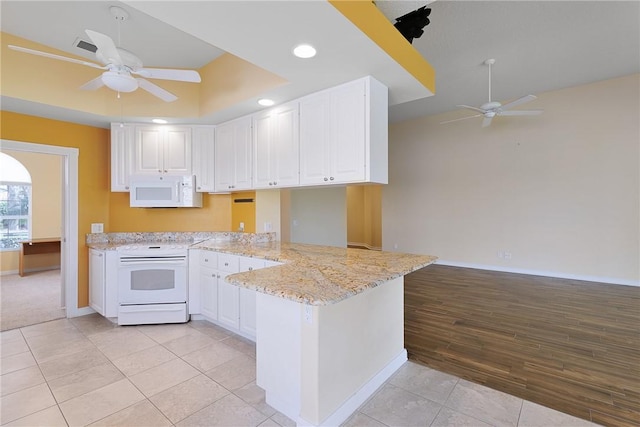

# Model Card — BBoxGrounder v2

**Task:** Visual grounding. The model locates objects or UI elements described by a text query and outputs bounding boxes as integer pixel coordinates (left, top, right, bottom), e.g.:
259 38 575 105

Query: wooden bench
19 238 61 277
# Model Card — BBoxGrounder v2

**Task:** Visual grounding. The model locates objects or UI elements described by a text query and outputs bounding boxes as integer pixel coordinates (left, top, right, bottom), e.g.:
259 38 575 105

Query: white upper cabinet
191 126 216 192
299 76 388 186
214 116 252 192
253 102 300 189
110 123 135 192
133 125 192 176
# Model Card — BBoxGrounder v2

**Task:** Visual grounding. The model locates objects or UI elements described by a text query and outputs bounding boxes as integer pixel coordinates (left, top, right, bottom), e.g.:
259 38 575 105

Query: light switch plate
91 223 104 233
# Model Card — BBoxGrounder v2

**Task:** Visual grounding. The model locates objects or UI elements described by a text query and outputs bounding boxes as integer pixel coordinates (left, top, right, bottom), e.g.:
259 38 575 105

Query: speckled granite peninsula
192 240 437 305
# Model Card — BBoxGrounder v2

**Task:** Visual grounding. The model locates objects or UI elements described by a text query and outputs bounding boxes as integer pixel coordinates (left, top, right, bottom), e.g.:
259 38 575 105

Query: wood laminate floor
404 265 640 427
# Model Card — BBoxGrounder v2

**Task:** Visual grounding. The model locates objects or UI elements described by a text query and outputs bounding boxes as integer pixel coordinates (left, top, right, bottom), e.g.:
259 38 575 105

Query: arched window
0 153 32 250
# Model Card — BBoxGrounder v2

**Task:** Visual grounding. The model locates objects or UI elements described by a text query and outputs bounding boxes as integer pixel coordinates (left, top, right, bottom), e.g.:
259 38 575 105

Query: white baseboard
0 266 60 276
68 306 96 318
298 349 408 427
435 260 639 287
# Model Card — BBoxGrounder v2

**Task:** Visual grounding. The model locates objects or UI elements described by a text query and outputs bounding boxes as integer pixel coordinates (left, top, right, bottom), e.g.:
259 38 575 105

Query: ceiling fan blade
498 109 543 116
440 114 483 125
457 104 487 114
136 78 178 102
8 45 106 70
85 29 123 65
79 76 105 91
482 116 494 127
500 94 537 111
133 68 201 83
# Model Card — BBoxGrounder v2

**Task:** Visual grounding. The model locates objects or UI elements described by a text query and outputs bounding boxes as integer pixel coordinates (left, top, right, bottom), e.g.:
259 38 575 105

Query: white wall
383 74 639 285
290 187 347 247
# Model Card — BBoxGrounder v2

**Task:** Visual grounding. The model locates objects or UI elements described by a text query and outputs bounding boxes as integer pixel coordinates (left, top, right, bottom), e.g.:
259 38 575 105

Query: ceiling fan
441 59 542 127
7 7 200 102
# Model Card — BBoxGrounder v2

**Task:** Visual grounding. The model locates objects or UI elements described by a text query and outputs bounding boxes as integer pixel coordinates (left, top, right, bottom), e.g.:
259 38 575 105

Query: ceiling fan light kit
441 58 543 127
8 5 200 103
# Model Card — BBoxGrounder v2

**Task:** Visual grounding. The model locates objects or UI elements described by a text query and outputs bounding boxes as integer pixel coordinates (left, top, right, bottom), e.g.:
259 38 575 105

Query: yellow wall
230 191 256 233
0 150 63 272
346 185 382 250
1 111 110 306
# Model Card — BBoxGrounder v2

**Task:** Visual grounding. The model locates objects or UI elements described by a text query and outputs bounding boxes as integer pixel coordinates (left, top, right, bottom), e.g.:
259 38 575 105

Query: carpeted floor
0 269 65 331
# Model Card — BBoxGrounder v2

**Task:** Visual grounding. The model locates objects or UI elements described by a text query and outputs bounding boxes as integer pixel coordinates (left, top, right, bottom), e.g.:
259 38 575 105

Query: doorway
0 139 79 325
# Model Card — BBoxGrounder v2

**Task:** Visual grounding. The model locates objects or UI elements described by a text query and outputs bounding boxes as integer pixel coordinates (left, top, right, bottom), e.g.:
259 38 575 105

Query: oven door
118 255 187 305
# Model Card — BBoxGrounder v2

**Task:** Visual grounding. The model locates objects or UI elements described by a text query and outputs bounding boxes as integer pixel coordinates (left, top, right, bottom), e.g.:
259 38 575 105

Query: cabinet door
89 249 105 316
164 127 192 174
200 267 219 320
253 111 273 189
239 287 256 338
233 117 253 190
299 93 331 185
192 127 216 192
273 103 300 187
134 127 164 175
217 273 239 330
110 124 135 191
214 122 236 192
330 80 366 183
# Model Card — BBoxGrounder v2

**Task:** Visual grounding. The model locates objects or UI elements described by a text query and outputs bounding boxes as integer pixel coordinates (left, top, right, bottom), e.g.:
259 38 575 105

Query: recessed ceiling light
293 44 316 59
258 98 275 107
152 119 168 124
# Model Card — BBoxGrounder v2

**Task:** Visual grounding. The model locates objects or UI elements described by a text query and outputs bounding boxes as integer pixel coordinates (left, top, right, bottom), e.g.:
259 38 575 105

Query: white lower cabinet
89 249 118 318
189 249 280 341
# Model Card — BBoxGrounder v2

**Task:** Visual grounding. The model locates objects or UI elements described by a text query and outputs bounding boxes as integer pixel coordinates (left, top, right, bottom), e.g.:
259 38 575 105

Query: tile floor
1 314 599 426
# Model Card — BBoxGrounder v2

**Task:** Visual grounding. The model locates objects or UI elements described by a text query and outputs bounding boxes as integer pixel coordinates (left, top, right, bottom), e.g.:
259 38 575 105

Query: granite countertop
191 240 437 305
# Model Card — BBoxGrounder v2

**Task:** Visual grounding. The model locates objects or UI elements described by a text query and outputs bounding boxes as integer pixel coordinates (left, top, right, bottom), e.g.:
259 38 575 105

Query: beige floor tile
0 351 37 375
3 405 67 427
0 365 45 397
189 320 232 340
431 406 493 427
0 383 56 424
48 362 124 403
518 400 599 427
341 411 387 427
181 340 244 372
0 338 30 358
206 353 256 390
59 378 145 426
89 399 172 427
26 331 96 364
150 374 229 423
137 322 201 344
20 319 76 338
270 411 297 427
69 313 117 336
258 418 283 427
111 344 177 377
176 393 268 427
360 383 442 426
445 379 523 427
162 330 216 357
389 361 459 404
88 327 157 360
234 381 277 417
38 346 110 381
129 358 200 397
221 335 257 357
0 329 24 345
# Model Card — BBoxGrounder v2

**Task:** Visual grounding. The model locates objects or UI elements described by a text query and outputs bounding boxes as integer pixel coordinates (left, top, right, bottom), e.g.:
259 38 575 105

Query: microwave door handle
176 182 181 203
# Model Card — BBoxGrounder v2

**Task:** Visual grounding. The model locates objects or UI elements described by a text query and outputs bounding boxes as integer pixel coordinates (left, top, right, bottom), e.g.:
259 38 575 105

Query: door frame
1 139 80 317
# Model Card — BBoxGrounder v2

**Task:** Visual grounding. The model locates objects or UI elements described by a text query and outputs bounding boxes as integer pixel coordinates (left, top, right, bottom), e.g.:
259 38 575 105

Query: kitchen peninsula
88 232 436 426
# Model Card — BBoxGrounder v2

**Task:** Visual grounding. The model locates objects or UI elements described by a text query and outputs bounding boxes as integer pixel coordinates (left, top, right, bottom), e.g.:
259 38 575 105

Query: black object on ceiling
394 5 431 44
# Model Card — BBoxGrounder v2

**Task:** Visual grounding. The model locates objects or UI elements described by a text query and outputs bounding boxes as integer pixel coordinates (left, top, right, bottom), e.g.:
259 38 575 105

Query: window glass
0 153 32 250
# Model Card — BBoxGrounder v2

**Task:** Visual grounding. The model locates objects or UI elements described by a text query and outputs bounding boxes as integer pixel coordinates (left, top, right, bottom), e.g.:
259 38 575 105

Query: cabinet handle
204 258 208 262
324 177 328 182
330 176 334 181
248 267 253 271
164 170 168 173
158 169 162 173
125 186 129 190
197 186 201 190
98 253 103 257
217 274 220 278
224 262 229 266
274 181 277 185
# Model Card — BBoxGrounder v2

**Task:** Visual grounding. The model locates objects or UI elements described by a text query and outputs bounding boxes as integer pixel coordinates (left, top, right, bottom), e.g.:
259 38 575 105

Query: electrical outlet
91 223 104 233
504 252 512 259
264 222 272 232
304 305 313 324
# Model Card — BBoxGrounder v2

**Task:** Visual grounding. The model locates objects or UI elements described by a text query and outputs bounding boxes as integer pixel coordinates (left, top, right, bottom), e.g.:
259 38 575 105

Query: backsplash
85 231 276 245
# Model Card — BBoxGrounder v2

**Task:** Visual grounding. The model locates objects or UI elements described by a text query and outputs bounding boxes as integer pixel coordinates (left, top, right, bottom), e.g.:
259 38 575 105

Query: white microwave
129 175 203 208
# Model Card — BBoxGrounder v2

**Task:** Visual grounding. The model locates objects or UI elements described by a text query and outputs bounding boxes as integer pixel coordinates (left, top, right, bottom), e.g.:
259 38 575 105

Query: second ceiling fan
442 59 543 127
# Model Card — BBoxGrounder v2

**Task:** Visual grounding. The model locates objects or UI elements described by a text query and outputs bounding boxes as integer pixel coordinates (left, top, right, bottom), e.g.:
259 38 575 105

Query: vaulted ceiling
1 1 638 128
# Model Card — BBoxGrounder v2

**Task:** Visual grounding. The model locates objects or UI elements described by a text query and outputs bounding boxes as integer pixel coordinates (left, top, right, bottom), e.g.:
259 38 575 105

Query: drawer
218 253 239 273
200 251 218 268
240 257 265 272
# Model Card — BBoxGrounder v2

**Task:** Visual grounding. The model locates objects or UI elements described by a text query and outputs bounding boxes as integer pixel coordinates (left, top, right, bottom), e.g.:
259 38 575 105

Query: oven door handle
119 259 186 265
